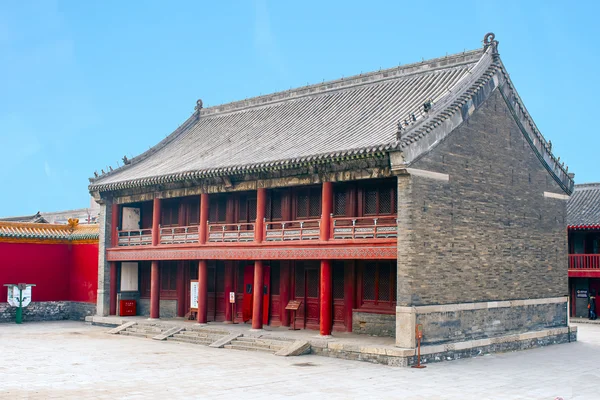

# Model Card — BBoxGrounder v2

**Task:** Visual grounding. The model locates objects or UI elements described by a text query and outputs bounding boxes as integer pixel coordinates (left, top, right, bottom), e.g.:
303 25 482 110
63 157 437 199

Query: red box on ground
119 300 136 316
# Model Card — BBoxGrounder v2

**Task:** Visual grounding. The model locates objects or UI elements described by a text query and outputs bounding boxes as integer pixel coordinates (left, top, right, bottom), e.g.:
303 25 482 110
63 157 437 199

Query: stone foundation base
311 326 577 367
0 301 96 323
137 299 178 318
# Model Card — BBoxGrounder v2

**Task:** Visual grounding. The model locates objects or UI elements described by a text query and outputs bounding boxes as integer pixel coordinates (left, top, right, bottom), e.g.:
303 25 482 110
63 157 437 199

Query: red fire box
119 300 137 316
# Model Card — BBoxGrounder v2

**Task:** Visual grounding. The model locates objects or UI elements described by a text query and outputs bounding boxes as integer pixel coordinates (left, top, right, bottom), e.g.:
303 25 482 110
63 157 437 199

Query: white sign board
190 281 199 309
7 287 18 307
121 207 141 230
7 286 32 307
121 262 139 291
229 292 236 304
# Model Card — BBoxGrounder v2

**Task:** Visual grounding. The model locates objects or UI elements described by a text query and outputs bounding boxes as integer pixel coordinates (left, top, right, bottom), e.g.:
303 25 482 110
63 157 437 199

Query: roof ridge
199 49 484 117
574 182 600 190
89 49 484 187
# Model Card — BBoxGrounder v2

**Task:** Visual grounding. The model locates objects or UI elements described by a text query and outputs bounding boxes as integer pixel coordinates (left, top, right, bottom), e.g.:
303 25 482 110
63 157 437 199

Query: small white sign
21 286 32 307
7 287 18 307
190 281 199 309
229 292 235 304
121 262 139 291
7 286 32 307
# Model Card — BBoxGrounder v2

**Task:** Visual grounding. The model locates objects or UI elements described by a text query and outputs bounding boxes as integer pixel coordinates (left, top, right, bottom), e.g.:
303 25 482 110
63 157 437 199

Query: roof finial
483 32 499 53
195 99 203 118
396 120 403 140
122 155 131 165
423 100 433 113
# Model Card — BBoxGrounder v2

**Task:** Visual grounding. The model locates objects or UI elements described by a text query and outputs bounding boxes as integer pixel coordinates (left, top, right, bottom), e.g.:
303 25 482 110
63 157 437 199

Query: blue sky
0 1 598 216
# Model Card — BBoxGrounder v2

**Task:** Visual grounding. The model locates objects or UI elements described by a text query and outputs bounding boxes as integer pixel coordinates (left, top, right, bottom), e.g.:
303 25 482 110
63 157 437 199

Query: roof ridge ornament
483 32 499 53
195 99 203 119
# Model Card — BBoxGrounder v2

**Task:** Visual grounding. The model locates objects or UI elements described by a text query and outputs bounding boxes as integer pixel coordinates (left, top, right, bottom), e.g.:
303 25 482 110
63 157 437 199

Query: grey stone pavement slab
0 321 598 399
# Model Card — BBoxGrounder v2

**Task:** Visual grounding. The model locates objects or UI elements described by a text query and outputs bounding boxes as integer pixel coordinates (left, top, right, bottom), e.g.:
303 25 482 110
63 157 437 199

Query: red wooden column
280 261 291 327
252 260 264 329
320 260 333 336
109 262 117 315
197 260 208 324
110 203 119 247
255 188 266 242
199 193 209 244
344 261 356 332
319 182 334 335
176 262 185 317
320 181 333 241
152 198 161 246
150 261 160 319
224 261 234 323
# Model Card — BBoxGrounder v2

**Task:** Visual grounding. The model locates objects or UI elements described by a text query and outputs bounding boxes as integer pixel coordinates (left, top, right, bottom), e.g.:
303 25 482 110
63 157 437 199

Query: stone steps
234 338 288 350
224 337 293 353
119 323 174 339
176 331 224 340
224 344 277 353
125 327 163 334
167 335 214 346
120 331 155 338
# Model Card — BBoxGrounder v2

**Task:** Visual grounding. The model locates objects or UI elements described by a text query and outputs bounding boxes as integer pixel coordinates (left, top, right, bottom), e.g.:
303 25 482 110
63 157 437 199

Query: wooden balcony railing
160 225 199 245
207 222 255 243
569 254 600 269
265 219 320 241
331 215 398 240
117 229 152 246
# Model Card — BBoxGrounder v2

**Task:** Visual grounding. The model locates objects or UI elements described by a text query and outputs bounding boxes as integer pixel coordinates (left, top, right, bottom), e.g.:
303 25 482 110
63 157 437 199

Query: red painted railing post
199 193 209 244
152 198 161 246
255 188 266 243
320 182 332 241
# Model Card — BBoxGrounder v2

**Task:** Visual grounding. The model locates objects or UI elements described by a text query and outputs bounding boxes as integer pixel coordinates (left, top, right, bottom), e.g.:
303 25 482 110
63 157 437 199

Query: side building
89 34 575 353
567 183 600 317
0 221 99 322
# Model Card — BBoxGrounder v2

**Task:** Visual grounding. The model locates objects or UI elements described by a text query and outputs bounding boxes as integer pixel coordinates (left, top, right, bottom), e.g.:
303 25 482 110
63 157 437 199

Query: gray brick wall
352 312 395 337
137 299 177 318
69 302 97 321
0 301 95 323
399 89 569 306
417 302 567 345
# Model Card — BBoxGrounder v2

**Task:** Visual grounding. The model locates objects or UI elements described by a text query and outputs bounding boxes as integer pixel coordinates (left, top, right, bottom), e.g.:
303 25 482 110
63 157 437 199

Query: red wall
0 242 98 303
69 243 99 303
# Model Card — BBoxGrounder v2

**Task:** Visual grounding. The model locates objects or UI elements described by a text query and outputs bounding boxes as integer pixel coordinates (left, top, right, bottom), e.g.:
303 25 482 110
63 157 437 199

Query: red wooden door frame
242 264 271 325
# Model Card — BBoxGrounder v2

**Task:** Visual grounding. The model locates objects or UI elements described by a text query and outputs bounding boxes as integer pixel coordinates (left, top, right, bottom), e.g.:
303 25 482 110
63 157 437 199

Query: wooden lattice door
294 262 320 329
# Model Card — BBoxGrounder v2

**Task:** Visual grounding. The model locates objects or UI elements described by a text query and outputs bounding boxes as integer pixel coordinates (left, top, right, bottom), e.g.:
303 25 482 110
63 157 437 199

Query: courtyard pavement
0 321 598 400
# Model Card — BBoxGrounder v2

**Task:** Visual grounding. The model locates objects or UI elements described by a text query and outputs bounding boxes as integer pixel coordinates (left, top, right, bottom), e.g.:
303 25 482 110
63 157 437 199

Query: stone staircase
167 328 230 346
119 323 172 338
224 336 295 354
108 322 310 357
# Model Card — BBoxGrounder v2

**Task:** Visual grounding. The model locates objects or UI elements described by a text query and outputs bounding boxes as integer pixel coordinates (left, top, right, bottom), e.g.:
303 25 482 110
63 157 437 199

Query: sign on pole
19 286 32 307
229 292 235 304
4 283 36 324
7 287 19 307
190 281 199 310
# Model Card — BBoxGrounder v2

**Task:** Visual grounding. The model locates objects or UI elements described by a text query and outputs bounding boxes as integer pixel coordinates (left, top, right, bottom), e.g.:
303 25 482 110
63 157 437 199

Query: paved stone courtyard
0 321 598 399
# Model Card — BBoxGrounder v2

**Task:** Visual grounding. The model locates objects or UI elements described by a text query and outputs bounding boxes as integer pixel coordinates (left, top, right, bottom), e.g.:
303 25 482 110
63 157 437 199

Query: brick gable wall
398 88 568 306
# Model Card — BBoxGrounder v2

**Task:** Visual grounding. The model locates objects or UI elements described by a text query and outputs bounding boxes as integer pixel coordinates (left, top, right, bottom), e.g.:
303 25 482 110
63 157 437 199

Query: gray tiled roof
88 36 571 193
90 49 487 191
567 183 600 227
0 212 48 223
